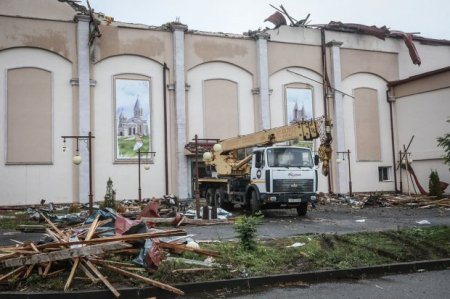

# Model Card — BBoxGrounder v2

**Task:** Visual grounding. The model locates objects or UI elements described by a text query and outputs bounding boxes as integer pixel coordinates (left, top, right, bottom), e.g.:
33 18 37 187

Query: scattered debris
286 242 305 248
0 207 222 297
355 219 366 223
317 193 450 209
416 220 431 225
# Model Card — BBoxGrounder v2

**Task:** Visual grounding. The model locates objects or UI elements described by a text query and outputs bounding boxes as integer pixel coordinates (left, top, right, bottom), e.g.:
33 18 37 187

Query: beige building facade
0 0 449 206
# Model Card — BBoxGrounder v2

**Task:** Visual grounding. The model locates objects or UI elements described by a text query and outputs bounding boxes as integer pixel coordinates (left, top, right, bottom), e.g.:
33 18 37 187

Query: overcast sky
84 0 450 40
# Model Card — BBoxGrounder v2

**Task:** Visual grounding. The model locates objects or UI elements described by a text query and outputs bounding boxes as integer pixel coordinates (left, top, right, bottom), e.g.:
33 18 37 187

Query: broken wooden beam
1 242 132 269
65 214 100 291
82 258 120 298
91 259 184 295
37 229 186 250
0 266 26 281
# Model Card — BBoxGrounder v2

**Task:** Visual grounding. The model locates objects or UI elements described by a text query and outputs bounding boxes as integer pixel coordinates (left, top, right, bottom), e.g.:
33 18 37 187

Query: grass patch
0 208 83 230
0 211 37 230
1 226 450 291
155 226 450 284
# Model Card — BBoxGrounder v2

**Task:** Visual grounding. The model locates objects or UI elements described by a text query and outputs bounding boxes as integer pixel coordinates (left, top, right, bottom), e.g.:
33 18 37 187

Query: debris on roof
264 5 427 66
325 21 390 40
265 11 287 29
58 0 89 15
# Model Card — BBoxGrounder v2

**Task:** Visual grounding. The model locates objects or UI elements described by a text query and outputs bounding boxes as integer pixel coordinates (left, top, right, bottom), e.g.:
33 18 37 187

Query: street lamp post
336 149 352 197
192 135 220 218
136 149 156 202
61 132 95 214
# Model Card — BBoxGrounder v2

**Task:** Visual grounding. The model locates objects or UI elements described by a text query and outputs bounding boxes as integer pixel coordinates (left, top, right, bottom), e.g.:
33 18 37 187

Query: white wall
0 48 73 205
395 88 450 193
342 73 395 192
269 67 328 192
186 62 255 140
398 43 450 78
93 55 166 200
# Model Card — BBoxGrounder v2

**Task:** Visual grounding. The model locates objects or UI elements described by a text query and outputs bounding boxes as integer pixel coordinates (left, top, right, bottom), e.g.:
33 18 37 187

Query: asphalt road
221 269 450 299
1 204 449 246
184 204 450 241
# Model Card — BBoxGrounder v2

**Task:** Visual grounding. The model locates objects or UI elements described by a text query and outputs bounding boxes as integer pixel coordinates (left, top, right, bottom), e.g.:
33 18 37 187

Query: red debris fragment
265 11 287 29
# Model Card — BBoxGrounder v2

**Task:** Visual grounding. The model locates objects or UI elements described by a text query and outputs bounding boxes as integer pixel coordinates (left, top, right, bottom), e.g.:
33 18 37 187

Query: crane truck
199 118 329 216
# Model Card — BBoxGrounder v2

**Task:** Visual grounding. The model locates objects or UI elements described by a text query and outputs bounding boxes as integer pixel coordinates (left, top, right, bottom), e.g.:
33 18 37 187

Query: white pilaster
327 40 348 195
75 15 91 203
256 33 270 130
170 23 189 199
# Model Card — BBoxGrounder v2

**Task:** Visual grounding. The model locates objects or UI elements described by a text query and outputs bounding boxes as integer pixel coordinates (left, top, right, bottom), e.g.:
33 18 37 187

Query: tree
429 170 443 199
437 118 450 171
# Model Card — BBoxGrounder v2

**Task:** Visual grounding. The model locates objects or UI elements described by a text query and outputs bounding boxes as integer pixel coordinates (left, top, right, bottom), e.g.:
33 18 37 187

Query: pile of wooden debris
0 210 220 297
318 193 450 209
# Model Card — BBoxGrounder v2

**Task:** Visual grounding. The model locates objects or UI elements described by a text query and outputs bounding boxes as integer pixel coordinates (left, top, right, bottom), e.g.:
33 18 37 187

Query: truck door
251 149 267 193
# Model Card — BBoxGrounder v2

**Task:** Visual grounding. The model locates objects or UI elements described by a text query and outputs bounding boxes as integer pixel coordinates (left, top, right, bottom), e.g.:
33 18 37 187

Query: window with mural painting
285 86 314 149
114 76 152 162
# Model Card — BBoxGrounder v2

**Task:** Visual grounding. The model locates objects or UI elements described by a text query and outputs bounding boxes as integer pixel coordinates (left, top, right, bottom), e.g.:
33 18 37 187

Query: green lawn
118 136 151 158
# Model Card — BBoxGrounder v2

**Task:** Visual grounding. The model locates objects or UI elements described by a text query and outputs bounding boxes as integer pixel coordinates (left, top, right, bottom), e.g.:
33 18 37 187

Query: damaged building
0 0 449 206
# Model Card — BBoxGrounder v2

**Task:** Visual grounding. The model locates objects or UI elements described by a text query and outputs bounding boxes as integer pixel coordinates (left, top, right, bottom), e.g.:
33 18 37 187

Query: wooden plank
45 228 96 282
42 261 52 278
1 242 131 269
45 228 64 243
79 262 98 284
82 259 120 298
24 264 35 278
36 230 186 250
0 266 26 281
40 213 67 241
91 260 184 295
64 258 80 291
65 215 100 291
85 214 101 241
45 268 65 278
89 258 136 268
0 252 17 261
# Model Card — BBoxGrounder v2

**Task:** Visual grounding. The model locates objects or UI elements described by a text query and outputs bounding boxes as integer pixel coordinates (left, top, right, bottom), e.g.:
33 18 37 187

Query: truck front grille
273 179 314 193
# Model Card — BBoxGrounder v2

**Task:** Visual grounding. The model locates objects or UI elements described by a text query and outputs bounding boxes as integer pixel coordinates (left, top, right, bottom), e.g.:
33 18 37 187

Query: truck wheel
249 190 260 215
214 189 229 210
206 188 216 206
296 202 308 216
214 189 226 208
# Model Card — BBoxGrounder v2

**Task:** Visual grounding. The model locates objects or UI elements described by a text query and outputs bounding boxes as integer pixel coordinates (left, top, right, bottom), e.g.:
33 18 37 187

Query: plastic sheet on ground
84 207 117 224
184 207 232 220
286 242 305 248
115 213 141 235
416 220 431 225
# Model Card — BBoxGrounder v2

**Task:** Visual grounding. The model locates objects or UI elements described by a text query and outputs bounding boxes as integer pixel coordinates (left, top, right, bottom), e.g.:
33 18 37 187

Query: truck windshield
266 147 313 168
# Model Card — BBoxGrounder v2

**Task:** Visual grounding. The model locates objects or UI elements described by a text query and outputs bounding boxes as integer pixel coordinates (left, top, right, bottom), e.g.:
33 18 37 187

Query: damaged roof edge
388 66 450 87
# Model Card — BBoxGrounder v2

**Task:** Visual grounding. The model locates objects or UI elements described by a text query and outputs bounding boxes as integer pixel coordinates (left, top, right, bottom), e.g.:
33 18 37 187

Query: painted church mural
114 78 151 161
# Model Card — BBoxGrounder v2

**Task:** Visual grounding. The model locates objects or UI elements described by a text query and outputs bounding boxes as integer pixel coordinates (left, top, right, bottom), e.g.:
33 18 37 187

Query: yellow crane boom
204 119 322 177
218 119 319 153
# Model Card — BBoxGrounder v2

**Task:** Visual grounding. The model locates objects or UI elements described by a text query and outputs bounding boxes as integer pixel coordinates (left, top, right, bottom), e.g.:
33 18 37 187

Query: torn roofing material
264 11 287 29
325 21 390 40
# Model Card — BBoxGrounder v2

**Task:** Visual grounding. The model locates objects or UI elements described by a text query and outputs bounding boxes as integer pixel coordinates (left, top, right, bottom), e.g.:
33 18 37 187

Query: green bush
437 118 450 171
233 214 263 250
429 170 443 198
